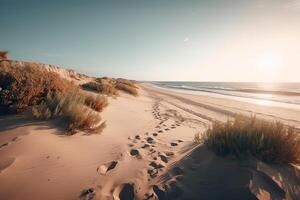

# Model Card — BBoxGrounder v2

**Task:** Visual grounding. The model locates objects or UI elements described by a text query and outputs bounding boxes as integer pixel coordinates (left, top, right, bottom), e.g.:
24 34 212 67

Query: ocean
152 82 300 106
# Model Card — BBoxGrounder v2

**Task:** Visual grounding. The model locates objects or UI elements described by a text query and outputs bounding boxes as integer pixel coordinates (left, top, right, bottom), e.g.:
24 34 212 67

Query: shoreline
150 82 300 110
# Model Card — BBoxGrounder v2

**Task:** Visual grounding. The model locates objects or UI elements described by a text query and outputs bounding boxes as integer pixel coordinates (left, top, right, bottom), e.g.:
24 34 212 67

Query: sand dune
0 80 299 199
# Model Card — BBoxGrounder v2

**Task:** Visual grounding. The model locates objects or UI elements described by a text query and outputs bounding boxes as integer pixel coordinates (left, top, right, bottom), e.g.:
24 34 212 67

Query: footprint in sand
0 143 8 149
153 133 158 137
165 152 175 157
158 130 163 133
98 161 118 175
158 154 168 163
128 143 135 147
144 193 155 200
135 135 141 140
80 187 96 200
170 142 178 147
149 148 156 153
149 161 165 169
130 149 139 157
141 144 150 149
148 168 158 178
146 137 155 144
114 183 135 200
164 128 170 131
153 185 166 199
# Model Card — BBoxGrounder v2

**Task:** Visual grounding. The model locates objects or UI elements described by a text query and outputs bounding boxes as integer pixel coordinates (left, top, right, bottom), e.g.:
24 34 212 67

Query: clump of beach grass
115 82 138 96
84 94 108 112
32 91 103 133
81 81 119 96
197 115 300 164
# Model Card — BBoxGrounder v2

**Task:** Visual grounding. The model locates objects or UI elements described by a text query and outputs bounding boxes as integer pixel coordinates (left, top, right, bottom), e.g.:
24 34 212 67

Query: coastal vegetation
0 51 8 60
81 77 138 96
0 61 75 113
197 115 300 164
32 91 105 133
0 61 137 134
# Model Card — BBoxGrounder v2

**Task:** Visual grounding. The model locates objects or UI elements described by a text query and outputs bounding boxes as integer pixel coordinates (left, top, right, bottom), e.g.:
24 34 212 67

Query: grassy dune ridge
0 61 75 113
0 60 138 134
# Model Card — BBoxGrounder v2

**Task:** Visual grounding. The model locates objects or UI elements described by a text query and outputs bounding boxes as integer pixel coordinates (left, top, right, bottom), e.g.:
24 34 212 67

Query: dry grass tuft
115 82 138 96
116 78 138 88
32 91 103 133
198 115 300 164
0 61 75 113
81 81 118 96
84 94 108 112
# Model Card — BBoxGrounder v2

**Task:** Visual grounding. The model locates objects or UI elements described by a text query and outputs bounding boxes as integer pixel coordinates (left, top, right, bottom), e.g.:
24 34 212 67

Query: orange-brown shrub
0 61 75 113
0 51 8 60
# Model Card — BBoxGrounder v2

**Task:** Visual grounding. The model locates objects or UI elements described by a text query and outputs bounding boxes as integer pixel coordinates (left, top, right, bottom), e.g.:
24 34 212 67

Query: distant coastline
152 81 300 105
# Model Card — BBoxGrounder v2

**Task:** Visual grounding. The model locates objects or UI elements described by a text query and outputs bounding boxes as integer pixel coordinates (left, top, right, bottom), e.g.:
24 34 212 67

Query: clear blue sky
1 0 300 81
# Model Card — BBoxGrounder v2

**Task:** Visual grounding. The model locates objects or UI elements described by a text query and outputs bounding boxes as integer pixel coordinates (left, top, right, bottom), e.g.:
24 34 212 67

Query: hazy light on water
253 94 274 106
254 99 273 106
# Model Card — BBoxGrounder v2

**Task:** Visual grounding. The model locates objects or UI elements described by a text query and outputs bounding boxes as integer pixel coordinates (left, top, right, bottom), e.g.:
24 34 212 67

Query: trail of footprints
80 101 184 200
0 136 22 150
127 101 184 199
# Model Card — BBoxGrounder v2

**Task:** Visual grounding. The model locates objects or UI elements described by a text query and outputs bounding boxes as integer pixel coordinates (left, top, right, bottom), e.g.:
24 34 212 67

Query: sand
0 82 299 200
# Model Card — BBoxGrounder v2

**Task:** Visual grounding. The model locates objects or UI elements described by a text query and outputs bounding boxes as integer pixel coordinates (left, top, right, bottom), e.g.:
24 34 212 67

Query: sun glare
256 52 283 73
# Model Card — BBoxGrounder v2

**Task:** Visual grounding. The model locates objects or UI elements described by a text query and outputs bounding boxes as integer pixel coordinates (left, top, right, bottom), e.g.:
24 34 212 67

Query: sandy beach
2 1 300 199
0 80 299 200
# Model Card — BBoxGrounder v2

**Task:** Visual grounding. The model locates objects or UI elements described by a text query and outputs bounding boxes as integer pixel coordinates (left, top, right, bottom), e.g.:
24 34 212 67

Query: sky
1 0 300 82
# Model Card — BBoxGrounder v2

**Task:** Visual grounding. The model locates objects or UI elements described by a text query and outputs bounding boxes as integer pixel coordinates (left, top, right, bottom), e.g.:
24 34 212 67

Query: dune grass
115 82 138 96
0 61 109 134
81 81 119 96
0 62 75 113
84 94 108 112
81 77 138 96
32 91 103 133
115 78 138 96
197 115 300 164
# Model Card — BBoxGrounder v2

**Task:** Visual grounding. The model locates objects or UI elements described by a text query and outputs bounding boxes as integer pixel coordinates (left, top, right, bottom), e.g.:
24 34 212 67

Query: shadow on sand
155 145 300 200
